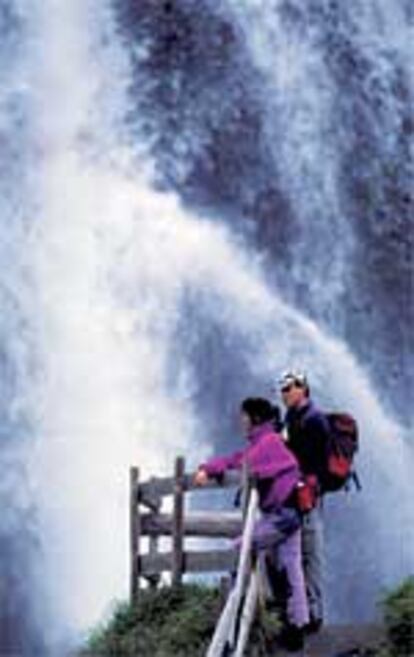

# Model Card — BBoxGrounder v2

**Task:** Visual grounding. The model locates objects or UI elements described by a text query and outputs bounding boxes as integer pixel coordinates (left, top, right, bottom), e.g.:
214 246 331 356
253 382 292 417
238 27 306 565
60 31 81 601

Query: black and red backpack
321 412 360 493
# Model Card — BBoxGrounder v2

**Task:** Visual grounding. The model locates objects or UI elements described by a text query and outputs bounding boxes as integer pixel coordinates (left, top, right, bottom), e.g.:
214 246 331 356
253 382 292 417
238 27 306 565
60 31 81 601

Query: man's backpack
321 412 360 493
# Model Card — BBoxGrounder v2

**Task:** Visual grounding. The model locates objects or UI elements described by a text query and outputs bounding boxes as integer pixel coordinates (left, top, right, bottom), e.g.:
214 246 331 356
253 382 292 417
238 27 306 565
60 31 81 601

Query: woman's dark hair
241 397 282 430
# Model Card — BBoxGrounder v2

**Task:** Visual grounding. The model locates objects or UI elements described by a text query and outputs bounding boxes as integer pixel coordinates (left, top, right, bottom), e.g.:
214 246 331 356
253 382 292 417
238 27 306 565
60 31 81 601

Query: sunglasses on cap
280 378 306 393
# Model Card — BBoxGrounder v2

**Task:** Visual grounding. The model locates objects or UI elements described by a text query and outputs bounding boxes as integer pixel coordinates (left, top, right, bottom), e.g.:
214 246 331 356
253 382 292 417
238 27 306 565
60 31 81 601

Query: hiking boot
278 624 305 652
304 617 323 635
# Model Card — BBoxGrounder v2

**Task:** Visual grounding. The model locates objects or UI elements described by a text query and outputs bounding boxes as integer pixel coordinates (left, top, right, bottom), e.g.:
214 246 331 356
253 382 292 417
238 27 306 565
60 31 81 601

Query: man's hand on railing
193 468 209 486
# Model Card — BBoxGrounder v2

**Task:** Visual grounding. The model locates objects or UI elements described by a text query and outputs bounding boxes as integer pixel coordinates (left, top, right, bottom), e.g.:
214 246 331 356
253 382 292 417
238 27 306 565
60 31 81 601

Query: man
278 370 330 634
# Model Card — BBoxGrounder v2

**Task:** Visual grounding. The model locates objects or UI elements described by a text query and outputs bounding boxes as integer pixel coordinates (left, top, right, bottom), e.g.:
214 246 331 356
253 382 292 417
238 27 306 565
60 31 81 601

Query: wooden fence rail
130 456 246 599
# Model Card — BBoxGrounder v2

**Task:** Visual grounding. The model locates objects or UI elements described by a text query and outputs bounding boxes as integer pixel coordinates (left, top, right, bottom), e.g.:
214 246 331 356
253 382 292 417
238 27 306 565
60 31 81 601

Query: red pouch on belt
296 475 318 513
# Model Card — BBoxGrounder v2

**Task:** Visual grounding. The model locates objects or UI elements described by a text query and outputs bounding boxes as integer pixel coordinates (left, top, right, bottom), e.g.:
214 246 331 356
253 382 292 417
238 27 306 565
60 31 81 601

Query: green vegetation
80 584 278 657
80 585 219 657
80 577 414 657
379 576 414 656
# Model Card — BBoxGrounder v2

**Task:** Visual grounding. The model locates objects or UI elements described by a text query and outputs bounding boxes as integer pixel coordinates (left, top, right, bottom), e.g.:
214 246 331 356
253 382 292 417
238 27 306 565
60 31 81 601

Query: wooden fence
130 457 266 656
129 456 249 599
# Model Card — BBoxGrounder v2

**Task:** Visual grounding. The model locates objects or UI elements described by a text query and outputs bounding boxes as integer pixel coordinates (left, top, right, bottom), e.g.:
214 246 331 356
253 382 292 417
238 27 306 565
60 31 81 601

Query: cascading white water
224 0 412 320
20 2 209 648
222 0 355 323
0 0 412 653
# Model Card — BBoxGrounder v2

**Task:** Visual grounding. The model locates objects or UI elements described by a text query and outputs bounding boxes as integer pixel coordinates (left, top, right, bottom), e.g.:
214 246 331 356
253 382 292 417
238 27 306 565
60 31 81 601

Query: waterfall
0 0 412 653
223 0 355 319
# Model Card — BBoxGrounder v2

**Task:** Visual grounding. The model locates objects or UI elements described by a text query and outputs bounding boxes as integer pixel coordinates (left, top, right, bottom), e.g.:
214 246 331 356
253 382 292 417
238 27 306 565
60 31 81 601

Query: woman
194 397 309 652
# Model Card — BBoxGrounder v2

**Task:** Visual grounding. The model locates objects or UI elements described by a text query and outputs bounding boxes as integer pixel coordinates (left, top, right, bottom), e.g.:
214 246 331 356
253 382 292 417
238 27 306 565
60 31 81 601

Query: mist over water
0 0 413 654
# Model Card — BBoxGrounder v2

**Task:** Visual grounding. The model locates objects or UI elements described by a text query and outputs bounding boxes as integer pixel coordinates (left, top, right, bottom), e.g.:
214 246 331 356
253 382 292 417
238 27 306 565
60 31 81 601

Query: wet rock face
0 536 46 657
114 0 413 420
0 450 46 656
113 1 302 231
114 0 295 251
318 2 413 419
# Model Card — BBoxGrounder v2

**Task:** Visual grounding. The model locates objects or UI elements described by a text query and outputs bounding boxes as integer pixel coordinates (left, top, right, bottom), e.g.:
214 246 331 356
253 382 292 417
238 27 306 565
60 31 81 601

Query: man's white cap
277 370 308 390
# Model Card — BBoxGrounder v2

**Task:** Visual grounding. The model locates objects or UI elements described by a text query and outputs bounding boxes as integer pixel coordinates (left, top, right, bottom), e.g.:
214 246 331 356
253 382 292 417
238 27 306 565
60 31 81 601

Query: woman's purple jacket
201 422 300 512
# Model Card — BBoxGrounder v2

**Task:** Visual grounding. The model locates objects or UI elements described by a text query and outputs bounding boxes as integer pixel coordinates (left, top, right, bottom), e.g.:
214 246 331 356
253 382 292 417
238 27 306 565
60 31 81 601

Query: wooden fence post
147 498 162 589
240 460 250 518
219 576 231 611
172 456 185 586
130 466 140 602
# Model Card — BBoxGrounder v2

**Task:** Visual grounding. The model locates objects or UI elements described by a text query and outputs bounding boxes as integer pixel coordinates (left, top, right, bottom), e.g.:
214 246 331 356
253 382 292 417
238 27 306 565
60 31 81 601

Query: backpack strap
351 470 362 491
300 404 331 434
344 470 362 492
